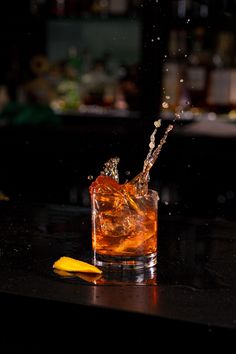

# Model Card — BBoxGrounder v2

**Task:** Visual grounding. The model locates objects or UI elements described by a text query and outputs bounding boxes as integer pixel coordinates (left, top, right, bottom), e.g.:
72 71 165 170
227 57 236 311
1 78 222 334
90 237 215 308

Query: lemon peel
53 256 102 274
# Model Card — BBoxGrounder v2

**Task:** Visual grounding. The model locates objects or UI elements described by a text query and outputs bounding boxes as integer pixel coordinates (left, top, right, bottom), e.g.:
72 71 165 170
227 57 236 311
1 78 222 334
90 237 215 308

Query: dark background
0 0 236 219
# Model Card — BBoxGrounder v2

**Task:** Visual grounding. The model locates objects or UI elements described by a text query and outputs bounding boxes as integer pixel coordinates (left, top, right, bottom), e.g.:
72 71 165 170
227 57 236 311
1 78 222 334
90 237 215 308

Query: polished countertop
0 201 236 349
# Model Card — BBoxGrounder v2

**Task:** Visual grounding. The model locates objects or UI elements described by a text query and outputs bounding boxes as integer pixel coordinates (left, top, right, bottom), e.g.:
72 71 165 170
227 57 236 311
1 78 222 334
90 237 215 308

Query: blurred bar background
1 0 236 219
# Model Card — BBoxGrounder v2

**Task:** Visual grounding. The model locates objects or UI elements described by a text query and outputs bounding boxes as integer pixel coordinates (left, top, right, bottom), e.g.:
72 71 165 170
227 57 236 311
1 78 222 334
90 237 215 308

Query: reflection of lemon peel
75 272 103 284
53 268 102 284
53 269 74 278
53 256 102 274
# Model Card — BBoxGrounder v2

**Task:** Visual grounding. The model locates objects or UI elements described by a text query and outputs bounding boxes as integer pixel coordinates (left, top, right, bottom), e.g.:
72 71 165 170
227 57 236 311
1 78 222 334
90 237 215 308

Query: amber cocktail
90 175 158 270
90 120 172 270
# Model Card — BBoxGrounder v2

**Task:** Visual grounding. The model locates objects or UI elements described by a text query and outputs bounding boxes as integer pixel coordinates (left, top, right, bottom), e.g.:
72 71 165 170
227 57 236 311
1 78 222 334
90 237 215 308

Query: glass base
93 252 157 271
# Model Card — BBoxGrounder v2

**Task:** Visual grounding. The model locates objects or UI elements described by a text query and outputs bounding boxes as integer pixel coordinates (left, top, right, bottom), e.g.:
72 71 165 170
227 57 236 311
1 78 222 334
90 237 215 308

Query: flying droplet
162 102 169 109
154 119 161 128
175 113 181 119
87 175 94 180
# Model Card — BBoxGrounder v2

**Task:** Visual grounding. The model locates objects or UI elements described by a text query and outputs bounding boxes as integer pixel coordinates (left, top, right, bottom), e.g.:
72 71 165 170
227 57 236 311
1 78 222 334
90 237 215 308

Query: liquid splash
129 121 173 195
98 119 174 196
100 156 120 183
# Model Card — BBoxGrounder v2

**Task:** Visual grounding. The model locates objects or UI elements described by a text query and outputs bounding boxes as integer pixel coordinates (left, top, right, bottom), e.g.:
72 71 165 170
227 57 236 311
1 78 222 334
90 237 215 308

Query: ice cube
89 175 121 194
101 208 135 237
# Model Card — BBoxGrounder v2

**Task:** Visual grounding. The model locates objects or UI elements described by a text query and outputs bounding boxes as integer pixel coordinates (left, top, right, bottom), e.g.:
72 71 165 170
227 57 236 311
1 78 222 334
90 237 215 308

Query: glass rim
91 188 159 199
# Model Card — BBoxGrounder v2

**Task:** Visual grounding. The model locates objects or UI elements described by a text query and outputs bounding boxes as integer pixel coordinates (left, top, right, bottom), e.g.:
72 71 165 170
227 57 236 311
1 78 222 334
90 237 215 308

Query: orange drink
90 175 158 270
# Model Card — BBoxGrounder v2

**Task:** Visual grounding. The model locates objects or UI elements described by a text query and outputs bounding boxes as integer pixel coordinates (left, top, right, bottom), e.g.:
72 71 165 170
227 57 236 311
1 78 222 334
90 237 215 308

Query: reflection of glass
91 189 158 270
53 266 157 285
93 267 157 285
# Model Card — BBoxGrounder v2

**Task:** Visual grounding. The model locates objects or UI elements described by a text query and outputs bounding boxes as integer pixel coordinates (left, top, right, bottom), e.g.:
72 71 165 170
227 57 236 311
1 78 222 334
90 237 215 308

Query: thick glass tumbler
91 189 158 270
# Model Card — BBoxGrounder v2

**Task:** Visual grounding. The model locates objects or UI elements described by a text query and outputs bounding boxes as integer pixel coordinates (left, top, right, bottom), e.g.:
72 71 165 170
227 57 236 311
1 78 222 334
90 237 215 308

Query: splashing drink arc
90 120 173 270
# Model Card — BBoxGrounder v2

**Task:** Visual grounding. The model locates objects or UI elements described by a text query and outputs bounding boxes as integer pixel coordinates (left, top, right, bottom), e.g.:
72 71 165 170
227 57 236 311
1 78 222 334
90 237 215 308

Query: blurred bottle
50 47 81 112
91 0 109 15
29 0 48 17
22 54 56 106
80 59 115 107
127 0 142 16
77 0 93 15
171 0 190 18
229 59 236 113
171 0 209 19
67 46 81 79
0 85 10 114
109 0 128 15
185 27 209 111
50 0 66 17
161 29 188 116
65 0 77 17
53 67 80 112
207 31 234 114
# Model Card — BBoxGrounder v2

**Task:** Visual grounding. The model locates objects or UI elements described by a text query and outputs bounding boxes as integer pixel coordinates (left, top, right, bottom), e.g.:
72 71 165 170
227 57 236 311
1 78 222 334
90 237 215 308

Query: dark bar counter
0 201 236 351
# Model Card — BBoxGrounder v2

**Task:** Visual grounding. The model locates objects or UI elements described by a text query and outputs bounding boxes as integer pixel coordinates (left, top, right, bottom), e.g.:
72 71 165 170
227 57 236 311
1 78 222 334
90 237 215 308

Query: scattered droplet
175 113 181 119
165 68 169 72
168 212 172 216
154 119 161 128
157 37 160 40
165 95 170 100
164 201 169 205
180 79 184 83
187 18 190 23
87 175 94 180
162 102 169 109
125 171 131 176
151 38 154 42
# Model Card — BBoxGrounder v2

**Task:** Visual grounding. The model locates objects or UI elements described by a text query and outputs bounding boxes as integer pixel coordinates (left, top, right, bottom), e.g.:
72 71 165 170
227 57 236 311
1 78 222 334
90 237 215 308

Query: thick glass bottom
93 252 157 271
